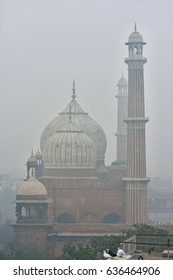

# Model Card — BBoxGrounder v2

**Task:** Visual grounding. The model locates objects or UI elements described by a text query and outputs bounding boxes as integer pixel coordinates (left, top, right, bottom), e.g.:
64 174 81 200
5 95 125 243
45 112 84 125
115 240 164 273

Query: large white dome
43 118 96 168
40 86 107 165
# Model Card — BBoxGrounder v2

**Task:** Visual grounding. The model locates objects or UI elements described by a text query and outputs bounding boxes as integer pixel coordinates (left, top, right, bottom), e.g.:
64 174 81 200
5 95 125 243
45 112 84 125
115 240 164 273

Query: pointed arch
103 213 122 224
57 213 75 223
80 212 98 223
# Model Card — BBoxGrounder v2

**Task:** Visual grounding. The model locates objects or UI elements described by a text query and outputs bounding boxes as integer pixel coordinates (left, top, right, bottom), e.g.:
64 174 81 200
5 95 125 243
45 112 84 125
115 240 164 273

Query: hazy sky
1 0 173 179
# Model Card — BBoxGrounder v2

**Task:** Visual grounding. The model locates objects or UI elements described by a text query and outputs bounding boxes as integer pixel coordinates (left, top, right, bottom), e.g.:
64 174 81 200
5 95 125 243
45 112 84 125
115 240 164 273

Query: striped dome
43 118 96 168
40 86 107 165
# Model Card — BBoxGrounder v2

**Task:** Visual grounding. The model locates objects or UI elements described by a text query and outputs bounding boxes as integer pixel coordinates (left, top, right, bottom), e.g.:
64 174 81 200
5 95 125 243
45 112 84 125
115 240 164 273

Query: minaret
115 73 128 164
123 25 150 224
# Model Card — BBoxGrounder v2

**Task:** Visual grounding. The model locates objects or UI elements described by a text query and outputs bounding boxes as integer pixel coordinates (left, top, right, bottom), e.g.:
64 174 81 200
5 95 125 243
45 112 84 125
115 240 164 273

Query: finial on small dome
122 71 124 78
31 149 34 156
30 167 35 177
72 79 76 100
134 22 137 32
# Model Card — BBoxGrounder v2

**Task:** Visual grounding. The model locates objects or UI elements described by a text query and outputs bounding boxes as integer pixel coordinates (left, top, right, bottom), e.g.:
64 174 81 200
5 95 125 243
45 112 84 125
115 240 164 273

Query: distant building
148 178 173 224
0 174 22 191
12 27 149 258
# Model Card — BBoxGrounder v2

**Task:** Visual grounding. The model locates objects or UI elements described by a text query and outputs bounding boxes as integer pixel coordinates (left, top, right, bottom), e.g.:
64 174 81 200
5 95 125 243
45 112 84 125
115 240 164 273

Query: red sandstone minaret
123 25 150 224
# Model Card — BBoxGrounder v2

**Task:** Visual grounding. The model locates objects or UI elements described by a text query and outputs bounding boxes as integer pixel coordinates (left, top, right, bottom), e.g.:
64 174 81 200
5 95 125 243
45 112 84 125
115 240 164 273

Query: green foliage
133 224 172 253
58 225 173 259
134 224 169 235
0 187 17 223
0 220 14 246
59 235 128 260
0 241 45 260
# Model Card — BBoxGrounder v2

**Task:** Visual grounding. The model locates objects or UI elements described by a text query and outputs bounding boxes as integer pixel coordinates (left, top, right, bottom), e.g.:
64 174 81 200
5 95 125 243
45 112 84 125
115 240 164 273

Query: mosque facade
12 27 149 258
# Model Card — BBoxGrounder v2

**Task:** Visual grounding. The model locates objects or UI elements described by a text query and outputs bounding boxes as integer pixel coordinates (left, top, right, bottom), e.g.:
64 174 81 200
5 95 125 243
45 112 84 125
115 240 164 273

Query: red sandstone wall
40 167 126 223
13 224 49 253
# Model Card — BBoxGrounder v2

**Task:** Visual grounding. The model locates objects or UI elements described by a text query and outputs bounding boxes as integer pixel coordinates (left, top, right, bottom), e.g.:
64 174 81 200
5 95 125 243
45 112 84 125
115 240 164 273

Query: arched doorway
57 213 75 223
103 213 122 224
80 212 98 223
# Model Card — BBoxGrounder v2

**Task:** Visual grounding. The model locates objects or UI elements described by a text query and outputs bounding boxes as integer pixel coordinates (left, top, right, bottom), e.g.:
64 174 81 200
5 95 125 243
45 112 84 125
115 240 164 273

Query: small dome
128 24 143 43
35 149 42 160
18 176 47 196
128 30 143 42
27 151 37 164
117 76 127 86
44 118 96 168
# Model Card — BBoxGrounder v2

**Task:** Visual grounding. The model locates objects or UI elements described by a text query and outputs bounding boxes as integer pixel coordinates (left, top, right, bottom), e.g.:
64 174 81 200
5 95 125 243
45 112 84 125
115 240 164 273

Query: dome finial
31 167 35 177
134 22 137 32
122 71 124 78
72 79 76 100
69 103 72 121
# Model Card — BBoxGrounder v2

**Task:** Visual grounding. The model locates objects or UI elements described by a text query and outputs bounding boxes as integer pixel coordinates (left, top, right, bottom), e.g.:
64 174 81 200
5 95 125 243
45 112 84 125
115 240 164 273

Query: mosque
12 26 150 258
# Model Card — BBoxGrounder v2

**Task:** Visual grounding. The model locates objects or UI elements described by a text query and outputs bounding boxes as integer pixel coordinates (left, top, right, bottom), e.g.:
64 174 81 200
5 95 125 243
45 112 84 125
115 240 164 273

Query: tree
59 234 129 260
0 241 45 260
0 187 17 223
133 224 172 253
0 219 14 247
59 224 173 259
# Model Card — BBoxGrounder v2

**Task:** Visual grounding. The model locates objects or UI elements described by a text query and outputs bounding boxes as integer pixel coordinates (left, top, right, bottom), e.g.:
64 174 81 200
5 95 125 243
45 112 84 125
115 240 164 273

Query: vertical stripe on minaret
123 26 150 224
115 74 128 163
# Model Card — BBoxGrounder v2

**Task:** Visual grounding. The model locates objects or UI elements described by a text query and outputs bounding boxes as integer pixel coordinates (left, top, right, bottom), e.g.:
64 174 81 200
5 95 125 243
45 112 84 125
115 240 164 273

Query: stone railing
120 235 136 255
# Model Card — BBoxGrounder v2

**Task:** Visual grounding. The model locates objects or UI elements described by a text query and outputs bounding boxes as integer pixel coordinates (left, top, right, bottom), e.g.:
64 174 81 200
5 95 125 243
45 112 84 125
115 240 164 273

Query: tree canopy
59 234 130 260
0 241 45 260
0 224 172 259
